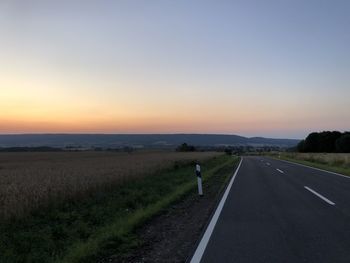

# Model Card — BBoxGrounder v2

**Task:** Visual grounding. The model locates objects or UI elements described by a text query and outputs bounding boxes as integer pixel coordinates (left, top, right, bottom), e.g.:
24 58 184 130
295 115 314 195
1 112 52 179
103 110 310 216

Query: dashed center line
276 169 284 174
304 186 335 206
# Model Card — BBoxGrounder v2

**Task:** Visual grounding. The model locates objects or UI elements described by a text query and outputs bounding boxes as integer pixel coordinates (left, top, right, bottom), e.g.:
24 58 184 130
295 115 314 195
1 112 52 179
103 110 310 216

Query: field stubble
0 151 219 220
271 152 350 177
282 152 350 167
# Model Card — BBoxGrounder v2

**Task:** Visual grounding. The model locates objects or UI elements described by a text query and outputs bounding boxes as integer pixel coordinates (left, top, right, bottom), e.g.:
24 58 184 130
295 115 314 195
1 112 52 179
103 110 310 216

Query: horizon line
0 133 301 140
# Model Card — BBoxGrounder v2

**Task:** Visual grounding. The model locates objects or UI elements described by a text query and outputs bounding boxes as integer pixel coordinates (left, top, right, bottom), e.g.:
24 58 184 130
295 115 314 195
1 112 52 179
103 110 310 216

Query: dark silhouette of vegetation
0 146 62 152
176 143 196 152
297 131 350 153
336 133 350 153
318 131 342 152
224 148 233 155
297 140 306 152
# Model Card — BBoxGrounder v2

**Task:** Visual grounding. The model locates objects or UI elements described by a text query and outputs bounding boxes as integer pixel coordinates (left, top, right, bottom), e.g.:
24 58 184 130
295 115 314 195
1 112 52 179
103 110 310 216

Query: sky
1 0 349 139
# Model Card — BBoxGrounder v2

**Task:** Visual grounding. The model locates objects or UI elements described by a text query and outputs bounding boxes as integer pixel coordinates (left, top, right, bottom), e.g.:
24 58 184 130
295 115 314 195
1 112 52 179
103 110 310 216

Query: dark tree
297 140 306 152
224 148 233 155
318 131 342 152
176 143 196 152
303 132 320 152
335 133 350 153
297 131 349 153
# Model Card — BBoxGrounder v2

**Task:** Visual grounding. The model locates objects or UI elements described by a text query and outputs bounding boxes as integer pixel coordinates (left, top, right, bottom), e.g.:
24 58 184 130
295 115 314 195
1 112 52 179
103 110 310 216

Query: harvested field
282 152 350 167
0 151 219 220
268 152 350 177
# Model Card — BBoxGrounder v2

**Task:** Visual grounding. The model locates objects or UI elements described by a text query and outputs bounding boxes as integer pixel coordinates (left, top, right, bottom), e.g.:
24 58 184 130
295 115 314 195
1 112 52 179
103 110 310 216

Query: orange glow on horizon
0 111 324 136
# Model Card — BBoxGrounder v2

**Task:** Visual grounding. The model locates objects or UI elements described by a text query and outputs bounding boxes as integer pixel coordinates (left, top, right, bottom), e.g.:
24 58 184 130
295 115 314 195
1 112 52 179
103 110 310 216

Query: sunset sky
1 0 349 139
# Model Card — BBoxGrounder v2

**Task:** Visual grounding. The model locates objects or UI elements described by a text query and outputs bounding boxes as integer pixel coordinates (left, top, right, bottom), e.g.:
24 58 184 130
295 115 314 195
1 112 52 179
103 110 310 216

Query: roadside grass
269 152 350 177
1 154 238 263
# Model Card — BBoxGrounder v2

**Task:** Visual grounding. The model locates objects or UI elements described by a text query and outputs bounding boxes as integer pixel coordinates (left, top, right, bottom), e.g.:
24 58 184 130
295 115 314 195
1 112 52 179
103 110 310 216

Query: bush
176 143 196 152
224 148 233 155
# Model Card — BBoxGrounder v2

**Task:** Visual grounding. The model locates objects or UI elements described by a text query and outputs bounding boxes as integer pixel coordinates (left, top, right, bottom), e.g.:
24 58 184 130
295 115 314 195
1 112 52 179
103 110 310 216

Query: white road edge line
304 186 335 206
278 159 350 180
190 158 243 263
276 168 284 174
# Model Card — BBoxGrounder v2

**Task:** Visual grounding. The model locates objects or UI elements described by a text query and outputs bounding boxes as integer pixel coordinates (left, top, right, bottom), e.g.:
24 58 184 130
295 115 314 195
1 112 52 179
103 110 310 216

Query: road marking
277 159 350 180
190 158 243 263
266 162 271 166
276 168 284 174
304 186 335 205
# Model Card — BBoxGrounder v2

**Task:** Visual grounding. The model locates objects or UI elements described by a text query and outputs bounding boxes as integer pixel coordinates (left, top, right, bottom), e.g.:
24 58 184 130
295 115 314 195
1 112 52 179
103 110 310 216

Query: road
190 156 350 263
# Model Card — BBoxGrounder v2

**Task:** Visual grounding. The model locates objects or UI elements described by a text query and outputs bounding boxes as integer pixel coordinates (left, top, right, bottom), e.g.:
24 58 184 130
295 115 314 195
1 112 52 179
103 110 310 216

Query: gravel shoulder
106 161 238 263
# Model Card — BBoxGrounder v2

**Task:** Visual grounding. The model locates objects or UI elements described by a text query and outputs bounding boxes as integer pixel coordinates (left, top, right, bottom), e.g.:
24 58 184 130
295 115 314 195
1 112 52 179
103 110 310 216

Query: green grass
279 156 350 177
1 154 239 263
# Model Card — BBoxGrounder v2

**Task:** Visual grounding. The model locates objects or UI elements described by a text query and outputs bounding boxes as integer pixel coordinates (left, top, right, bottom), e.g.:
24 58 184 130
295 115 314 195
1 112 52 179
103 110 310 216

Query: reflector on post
196 163 203 196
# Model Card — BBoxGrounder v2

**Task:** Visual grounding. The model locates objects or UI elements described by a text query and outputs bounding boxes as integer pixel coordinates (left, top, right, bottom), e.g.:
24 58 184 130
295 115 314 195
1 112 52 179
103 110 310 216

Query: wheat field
0 151 220 220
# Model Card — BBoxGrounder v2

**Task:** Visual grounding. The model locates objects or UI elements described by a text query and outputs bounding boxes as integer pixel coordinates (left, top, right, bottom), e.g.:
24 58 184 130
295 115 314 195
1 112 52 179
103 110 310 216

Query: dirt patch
104 165 235 263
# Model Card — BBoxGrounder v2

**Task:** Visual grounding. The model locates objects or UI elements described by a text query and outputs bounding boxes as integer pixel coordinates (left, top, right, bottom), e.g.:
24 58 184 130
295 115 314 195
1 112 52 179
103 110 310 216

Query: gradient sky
1 0 349 139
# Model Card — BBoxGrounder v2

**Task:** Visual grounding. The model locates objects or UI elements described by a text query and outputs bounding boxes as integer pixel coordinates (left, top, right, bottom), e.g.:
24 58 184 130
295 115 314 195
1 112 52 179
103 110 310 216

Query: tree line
297 131 350 153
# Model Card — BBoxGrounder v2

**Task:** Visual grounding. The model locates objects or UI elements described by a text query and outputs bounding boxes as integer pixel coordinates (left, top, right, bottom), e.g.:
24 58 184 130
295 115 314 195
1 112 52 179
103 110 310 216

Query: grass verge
1 154 237 263
273 156 350 177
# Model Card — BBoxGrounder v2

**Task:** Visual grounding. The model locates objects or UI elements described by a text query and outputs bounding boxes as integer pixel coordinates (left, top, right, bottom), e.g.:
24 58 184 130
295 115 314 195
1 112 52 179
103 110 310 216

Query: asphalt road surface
190 156 350 263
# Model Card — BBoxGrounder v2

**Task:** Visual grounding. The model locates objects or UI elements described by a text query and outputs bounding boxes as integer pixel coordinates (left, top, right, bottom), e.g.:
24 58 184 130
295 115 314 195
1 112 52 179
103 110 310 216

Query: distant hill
0 134 299 149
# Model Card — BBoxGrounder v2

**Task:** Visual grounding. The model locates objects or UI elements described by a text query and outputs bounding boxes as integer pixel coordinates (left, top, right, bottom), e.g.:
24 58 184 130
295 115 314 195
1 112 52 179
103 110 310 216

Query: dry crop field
0 151 219 220
282 152 350 167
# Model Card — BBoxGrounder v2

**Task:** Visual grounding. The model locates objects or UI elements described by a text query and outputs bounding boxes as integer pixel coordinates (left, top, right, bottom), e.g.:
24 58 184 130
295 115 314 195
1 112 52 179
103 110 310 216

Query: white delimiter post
196 163 203 196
